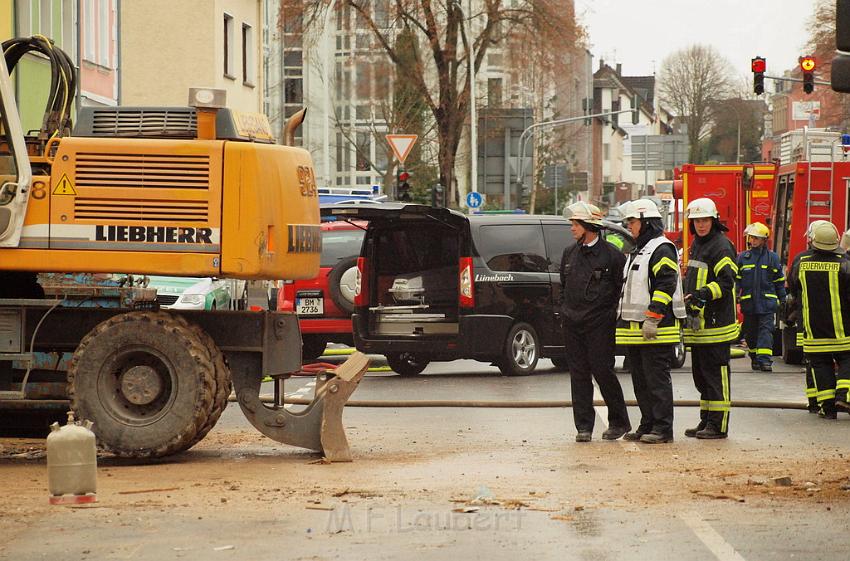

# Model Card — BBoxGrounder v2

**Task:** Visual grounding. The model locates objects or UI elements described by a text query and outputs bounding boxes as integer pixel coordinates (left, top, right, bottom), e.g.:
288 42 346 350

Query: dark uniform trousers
742 313 775 366
808 352 850 412
691 343 732 432
627 345 674 435
564 318 630 432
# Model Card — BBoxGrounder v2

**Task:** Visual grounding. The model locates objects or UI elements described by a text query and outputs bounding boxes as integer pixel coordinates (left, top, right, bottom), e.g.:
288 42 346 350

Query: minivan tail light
459 257 474 308
354 257 368 306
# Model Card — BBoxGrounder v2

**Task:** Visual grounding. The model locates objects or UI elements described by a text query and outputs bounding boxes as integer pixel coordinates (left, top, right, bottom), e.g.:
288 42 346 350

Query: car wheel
498 322 539 376
551 356 569 371
672 341 687 369
386 352 429 376
328 256 359 314
301 335 327 361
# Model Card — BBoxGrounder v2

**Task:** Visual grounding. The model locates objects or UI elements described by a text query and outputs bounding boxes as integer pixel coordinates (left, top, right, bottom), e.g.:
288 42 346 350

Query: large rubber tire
672 341 687 369
68 312 215 459
782 327 804 365
302 334 328 361
327 256 359 314
386 352 429 376
497 322 540 376
184 323 231 448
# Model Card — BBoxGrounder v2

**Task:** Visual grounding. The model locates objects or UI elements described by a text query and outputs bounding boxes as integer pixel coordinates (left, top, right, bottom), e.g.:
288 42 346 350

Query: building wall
121 0 261 112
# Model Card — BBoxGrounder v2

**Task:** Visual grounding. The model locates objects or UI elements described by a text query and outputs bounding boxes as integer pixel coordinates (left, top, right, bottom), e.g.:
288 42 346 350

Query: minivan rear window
320 229 365 267
477 224 548 273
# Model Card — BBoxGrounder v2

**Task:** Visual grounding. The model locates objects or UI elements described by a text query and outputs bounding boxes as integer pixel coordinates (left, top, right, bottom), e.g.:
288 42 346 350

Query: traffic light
800 55 816 94
751 56 766 95
610 99 620 128
397 170 411 202
431 183 444 207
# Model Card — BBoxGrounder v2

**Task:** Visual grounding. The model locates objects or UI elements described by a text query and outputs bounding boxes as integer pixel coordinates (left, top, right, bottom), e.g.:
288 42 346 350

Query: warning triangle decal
53 174 77 196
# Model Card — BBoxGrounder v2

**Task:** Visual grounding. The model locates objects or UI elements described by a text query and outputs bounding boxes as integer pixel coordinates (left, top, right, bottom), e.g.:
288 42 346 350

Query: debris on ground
771 476 793 487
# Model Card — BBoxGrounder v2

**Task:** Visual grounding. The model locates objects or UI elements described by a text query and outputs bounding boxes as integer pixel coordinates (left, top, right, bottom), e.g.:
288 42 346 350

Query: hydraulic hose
232 395 808 410
2 35 77 140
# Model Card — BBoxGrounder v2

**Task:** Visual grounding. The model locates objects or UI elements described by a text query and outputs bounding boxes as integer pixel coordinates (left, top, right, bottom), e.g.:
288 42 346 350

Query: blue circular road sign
466 191 483 209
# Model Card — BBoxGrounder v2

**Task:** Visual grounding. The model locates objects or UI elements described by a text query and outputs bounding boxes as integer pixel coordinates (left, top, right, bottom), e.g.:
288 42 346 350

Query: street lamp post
322 0 339 187
453 0 477 194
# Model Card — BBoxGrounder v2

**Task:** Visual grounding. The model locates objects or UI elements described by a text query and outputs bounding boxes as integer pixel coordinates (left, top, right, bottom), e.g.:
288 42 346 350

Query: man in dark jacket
737 222 785 371
683 198 739 439
561 202 630 442
616 199 686 444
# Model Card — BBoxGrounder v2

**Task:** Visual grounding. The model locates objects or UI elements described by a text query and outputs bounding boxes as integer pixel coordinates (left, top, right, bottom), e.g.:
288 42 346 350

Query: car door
542 221 574 352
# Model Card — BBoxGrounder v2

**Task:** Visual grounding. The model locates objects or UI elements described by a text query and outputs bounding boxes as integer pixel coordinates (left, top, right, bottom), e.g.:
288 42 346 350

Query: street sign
630 134 690 170
386 134 418 164
466 191 484 209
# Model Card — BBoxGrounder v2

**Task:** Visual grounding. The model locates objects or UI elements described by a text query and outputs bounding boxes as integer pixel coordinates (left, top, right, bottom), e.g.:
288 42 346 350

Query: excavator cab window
0 86 20 204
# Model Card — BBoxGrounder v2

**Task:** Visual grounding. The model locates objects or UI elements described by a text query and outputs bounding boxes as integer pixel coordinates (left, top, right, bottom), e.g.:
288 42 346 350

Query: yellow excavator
0 36 366 460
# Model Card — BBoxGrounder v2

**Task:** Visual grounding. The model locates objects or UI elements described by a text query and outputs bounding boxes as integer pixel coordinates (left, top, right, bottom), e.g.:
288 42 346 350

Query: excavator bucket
231 352 368 462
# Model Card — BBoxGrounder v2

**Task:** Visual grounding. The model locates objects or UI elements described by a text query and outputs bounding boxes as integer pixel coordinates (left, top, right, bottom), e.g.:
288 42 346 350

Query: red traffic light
800 56 816 72
751 57 766 73
398 171 410 182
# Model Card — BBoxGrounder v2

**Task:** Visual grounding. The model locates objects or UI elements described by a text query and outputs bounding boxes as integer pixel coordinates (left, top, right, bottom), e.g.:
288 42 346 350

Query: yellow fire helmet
809 221 840 251
744 222 770 239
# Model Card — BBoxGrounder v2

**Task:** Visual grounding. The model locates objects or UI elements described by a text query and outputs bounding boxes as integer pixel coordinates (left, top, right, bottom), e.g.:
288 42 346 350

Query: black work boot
760 363 773 372
623 425 651 441
695 425 728 439
602 425 631 441
808 400 820 414
575 431 592 442
835 399 850 414
684 421 707 438
639 431 673 444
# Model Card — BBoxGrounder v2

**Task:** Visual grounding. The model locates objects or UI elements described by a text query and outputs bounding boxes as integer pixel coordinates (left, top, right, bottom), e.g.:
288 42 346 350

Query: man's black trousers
564 319 630 432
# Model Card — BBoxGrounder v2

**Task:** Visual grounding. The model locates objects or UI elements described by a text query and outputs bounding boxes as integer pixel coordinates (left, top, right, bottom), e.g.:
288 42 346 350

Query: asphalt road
3 351 850 561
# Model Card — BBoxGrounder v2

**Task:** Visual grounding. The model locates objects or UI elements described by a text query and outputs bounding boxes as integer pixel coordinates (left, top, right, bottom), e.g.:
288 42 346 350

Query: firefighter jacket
736 245 786 315
560 237 626 326
616 234 685 346
683 230 740 345
788 248 850 353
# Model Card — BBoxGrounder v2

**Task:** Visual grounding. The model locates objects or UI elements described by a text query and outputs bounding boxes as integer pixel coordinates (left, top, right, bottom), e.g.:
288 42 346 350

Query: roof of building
621 76 656 110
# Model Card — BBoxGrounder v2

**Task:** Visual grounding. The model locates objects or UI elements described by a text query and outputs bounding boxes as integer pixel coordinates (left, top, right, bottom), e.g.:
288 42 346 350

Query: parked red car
277 220 366 359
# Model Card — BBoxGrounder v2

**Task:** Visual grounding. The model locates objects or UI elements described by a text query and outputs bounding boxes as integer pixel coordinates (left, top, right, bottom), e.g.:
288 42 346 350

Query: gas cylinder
46 411 97 505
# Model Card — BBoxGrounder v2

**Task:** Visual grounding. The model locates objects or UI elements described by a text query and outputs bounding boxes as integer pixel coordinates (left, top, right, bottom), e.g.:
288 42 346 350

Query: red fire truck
771 159 850 363
672 164 778 253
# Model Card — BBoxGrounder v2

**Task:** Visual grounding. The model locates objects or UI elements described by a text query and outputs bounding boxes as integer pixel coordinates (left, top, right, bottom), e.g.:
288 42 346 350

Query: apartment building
121 0 262 112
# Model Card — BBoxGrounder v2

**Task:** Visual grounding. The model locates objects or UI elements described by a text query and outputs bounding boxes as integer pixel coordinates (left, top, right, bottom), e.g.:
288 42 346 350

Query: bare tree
805 0 850 128
658 45 732 163
292 0 580 206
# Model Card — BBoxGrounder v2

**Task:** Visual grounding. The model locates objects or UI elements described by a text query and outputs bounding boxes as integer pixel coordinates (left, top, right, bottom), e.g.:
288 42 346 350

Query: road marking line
284 380 316 409
678 510 747 561
593 386 639 451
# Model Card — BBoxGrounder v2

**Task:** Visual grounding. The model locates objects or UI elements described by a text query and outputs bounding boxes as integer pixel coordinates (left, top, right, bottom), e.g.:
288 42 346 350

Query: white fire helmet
686 198 719 219
620 199 662 220
564 201 604 225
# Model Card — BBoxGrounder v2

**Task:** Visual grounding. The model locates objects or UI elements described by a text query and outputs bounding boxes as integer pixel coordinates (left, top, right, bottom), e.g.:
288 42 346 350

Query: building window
488 78 502 107
242 23 255 85
98 0 110 68
284 78 303 104
224 13 235 78
284 51 302 67
83 0 95 62
355 131 371 171
603 143 610 160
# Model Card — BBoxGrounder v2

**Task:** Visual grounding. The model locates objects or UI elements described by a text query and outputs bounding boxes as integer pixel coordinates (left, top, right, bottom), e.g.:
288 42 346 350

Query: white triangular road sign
386 134 418 164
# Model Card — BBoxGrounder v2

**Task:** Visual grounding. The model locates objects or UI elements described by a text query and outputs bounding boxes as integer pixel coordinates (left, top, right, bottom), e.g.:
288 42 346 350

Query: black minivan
321 203 600 376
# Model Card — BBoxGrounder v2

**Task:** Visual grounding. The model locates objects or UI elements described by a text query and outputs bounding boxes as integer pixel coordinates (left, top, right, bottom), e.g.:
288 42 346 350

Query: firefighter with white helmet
616 199 686 443
561 201 631 442
736 222 785 371
787 221 850 420
682 197 739 439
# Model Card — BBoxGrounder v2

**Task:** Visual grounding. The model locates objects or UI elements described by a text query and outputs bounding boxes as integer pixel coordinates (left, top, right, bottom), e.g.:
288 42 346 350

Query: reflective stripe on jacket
788 249 850 353
736 246 786 315
683 230 740 345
